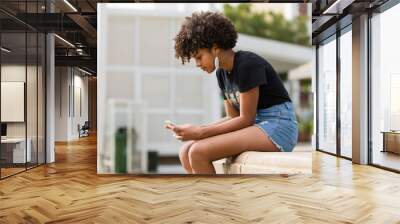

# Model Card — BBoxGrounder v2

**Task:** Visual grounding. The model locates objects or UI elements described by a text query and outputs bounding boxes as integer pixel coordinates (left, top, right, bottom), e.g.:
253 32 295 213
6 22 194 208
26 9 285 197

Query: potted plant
298 119 312 142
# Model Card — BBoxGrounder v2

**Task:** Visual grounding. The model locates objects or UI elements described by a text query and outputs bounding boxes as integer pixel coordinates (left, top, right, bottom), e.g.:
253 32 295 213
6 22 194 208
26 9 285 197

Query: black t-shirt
216 50 291 111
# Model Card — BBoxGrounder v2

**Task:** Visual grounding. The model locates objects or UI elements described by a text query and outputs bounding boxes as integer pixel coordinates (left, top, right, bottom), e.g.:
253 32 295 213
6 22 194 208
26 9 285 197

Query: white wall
1 66 26 140
72 72 89 138
55 67 89 141
55 67 68 141
1 63 46 164
1 65 37 138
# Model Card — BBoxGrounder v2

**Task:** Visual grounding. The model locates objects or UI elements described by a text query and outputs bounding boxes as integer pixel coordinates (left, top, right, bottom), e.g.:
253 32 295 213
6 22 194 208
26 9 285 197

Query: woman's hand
165 123 203 141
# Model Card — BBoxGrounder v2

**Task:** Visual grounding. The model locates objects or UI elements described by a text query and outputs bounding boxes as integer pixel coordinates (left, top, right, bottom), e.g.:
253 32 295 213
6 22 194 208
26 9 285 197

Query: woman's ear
212 44 219 57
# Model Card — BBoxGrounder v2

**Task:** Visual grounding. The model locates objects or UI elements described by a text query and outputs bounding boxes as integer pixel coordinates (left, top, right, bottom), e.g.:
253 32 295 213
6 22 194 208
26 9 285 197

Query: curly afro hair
174 11 238 65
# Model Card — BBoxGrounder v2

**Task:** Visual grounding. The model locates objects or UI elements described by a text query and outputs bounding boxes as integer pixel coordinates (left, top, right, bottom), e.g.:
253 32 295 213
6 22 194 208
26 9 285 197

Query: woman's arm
198 86 259 139
200 100 239 128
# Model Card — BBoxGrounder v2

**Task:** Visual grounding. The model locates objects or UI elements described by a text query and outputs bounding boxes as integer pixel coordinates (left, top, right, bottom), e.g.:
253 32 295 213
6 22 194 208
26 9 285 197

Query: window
371 3 400 171
317 36 337 154
339 28 352 158
0 1 47 179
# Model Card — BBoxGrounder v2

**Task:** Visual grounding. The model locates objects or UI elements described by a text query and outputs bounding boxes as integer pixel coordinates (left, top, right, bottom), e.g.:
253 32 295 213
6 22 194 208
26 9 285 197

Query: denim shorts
254 102 298 152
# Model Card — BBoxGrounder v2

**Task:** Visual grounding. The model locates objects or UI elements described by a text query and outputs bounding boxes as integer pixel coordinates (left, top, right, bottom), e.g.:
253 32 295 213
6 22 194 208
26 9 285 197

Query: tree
223 3 310 46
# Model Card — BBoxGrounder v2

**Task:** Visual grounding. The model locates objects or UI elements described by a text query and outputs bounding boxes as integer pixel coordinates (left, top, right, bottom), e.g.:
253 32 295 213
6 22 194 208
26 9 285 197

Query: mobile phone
173 134 183 140
164 120 176 126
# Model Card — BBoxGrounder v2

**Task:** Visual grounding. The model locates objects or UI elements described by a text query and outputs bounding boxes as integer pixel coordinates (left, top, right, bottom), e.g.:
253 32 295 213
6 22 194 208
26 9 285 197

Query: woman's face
193 48 215 74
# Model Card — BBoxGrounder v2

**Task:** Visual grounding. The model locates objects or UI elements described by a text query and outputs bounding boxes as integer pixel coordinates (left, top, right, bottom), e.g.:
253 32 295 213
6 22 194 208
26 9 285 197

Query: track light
54 34 75 48
322 0 355 15
78 67 93 76
63 0 78 12
1 47 11 53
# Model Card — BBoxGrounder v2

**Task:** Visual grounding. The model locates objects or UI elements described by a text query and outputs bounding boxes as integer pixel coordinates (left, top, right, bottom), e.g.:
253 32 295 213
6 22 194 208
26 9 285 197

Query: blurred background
97 3 312 174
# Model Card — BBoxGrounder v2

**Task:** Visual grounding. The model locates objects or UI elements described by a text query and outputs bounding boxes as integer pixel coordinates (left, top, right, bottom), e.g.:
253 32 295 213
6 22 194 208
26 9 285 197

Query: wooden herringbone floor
1 135 400 224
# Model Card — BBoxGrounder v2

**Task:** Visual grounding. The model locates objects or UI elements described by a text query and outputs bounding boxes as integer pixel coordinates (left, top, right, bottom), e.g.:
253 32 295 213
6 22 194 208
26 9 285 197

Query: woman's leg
178 140 196 174
188 126 279 174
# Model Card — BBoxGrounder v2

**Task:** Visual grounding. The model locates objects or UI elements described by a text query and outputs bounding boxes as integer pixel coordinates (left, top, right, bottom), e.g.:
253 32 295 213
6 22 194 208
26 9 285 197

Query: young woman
166 11 298 174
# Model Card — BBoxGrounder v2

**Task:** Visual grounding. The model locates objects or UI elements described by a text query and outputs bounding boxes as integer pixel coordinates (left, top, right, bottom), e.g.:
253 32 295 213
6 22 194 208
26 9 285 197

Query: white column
352 14 369 164
46 33 55 163
312 46 317 149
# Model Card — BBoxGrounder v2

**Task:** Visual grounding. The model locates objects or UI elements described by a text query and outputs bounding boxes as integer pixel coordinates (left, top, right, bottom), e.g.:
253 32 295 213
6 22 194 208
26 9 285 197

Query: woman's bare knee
179 141 195 173
179 141 195 159
188 142 215 174
188 142 210 164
